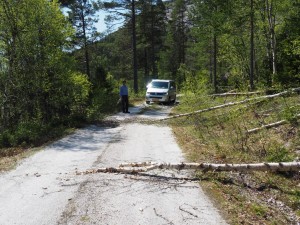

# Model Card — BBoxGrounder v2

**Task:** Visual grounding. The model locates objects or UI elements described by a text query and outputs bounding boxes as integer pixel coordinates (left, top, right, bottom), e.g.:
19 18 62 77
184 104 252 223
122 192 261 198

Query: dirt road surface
0 104 228 225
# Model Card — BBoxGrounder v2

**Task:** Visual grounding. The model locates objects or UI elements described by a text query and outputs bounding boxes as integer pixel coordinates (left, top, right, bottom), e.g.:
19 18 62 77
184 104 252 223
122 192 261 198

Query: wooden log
76 162 300 175
247 114 300 134
143 162 300 172
76 166 149 175
211 91 263 97
247 120 287 134
123 162 300 172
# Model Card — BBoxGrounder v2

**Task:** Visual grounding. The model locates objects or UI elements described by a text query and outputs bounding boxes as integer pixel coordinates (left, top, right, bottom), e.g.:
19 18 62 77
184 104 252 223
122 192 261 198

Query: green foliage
136 0 167 81
1 0 299 149
68 72 91 120
276 1 300 86
0 0 96 148
266 145 293 162
250 203 267 217
0 120 61 148
67 0 99 78
279 105 300 124
11 121 45 147
0 131 13 148
172 92 300 224
180 67 211 95
86 74 120 121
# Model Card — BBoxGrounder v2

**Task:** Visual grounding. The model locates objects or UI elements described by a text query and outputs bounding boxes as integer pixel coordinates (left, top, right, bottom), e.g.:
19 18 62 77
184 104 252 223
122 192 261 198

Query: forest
0 0 299 147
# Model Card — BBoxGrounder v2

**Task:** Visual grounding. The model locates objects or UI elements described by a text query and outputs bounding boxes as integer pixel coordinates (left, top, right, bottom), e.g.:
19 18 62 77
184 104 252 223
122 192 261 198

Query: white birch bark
247 114 300 134
159 88 300 121
76 161 300 175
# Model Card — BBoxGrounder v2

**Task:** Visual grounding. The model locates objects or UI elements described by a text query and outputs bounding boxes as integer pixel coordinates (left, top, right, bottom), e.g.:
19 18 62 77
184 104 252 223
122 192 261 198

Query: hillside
171 89 300 224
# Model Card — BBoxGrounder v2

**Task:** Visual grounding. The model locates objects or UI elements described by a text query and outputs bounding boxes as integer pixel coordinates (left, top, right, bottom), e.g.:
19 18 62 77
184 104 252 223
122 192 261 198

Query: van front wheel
171 96 176 104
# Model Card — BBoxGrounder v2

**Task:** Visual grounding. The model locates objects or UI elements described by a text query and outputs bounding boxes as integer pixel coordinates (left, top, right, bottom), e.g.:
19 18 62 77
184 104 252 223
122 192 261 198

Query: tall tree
158 0 190 87
249 0 255 90
276 0 300 85
137 0 167 82
189 0 232 92
103 0 139 93
68 0 98 79
0 0 88 131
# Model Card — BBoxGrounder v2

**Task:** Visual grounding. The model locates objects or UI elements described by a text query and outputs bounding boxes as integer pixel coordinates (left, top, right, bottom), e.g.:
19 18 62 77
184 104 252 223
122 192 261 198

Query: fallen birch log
159 87 300 121
120 162 300 172
247 114 300 134
76 162 300 175
211 91 263 97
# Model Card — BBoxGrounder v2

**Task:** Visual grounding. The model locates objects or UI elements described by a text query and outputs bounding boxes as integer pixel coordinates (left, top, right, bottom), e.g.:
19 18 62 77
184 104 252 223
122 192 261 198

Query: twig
179 205 198 218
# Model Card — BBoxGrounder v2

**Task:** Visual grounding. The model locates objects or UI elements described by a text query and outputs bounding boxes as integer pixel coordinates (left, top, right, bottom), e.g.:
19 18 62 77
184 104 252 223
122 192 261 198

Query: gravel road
0 104 228 225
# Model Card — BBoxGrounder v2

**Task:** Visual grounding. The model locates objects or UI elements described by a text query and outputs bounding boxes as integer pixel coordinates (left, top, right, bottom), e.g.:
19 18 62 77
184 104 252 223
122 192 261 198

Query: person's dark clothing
121 95 129 113
120 83 129 113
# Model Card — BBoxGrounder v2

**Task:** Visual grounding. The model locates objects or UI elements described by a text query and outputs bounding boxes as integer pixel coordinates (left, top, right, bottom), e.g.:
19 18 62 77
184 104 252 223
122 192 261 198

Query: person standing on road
120 80 130 113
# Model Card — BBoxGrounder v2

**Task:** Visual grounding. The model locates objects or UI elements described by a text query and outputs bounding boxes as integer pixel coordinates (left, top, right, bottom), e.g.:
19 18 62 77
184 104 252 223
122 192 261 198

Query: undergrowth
171 90 300 224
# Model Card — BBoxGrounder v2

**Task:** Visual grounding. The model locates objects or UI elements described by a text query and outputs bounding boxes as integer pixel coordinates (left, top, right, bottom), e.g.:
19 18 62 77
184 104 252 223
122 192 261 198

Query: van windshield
149 81 169 89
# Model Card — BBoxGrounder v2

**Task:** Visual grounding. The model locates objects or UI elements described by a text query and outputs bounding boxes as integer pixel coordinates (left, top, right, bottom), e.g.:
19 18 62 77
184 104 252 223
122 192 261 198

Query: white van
145 79 176 104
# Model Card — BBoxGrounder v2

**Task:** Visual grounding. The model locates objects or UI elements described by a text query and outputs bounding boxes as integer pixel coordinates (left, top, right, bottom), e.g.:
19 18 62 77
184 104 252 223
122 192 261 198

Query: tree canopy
0 0 299 147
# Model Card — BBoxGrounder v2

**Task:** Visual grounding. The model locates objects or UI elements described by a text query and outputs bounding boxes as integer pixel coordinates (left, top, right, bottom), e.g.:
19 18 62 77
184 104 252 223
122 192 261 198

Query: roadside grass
171 92 300 224
0 127 76 172
0 96 146 172
0 147 41 171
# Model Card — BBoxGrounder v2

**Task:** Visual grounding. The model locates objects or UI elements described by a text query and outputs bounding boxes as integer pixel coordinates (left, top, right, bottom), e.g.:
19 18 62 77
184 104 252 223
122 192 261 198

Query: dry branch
159 87 300 121
76 161 300 175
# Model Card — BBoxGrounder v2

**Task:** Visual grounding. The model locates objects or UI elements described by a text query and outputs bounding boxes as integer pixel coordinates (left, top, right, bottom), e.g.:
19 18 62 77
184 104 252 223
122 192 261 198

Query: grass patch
0 147 41 171
0 127 76 172
171 91 300 224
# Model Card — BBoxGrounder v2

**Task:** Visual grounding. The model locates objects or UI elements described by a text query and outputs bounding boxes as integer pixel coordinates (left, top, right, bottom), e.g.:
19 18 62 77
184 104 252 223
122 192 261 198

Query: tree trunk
249 0 255 91
77 162 300 175
132 0 138 93
213 33 217 93
266 0 277 78
247 114 300 134
211 91 263 97
159 88 300 121
81 9 90 78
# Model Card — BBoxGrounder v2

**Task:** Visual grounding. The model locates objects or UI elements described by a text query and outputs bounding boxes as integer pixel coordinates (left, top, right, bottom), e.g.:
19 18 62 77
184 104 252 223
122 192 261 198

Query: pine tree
68 0 99 79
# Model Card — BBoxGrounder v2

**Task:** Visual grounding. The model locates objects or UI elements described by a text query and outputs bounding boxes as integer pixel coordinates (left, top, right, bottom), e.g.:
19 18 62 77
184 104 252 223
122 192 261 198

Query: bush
0 131 13 148
69 72 91 119
87 88 119 122
12 121 45 146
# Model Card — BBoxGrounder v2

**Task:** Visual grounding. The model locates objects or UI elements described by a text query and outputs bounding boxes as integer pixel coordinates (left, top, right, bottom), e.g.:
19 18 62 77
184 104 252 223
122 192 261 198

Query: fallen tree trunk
159 87 300 121
211 91 263 97
76 161 300 175
247 120 287 134
120 162 300 172
247 114 300 134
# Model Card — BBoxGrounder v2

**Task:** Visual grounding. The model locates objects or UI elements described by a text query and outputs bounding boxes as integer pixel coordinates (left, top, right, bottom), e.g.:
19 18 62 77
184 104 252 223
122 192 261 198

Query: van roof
151 79 174 82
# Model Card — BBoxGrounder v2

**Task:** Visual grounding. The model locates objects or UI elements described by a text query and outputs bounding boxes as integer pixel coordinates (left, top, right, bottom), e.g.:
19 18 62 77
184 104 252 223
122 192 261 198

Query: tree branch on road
76 161 300 175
